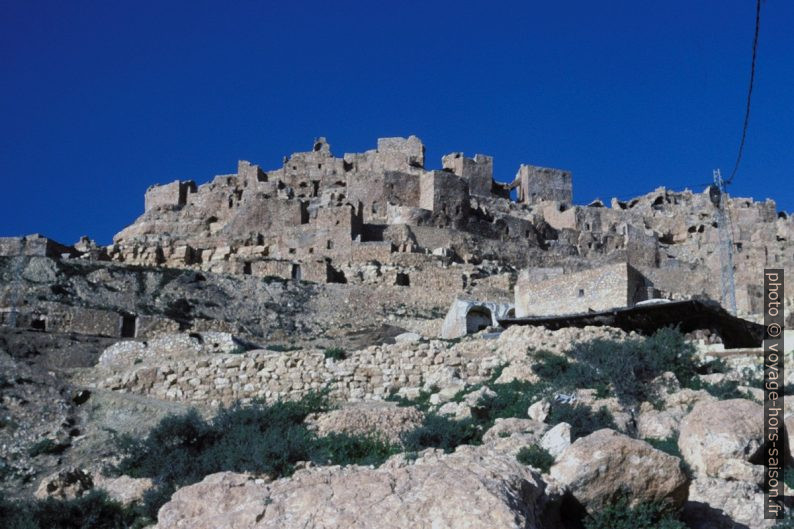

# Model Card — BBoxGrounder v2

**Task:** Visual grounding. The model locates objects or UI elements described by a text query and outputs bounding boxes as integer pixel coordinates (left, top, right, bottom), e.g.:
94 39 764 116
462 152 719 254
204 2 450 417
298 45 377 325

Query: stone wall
92 325 633 406
144 181 197 212
0 235 74 258
514 165 572 205
515 262 648 317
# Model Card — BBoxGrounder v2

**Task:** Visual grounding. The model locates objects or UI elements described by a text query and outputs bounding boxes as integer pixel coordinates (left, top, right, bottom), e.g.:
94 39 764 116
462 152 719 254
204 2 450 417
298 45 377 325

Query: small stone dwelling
514 262 655 317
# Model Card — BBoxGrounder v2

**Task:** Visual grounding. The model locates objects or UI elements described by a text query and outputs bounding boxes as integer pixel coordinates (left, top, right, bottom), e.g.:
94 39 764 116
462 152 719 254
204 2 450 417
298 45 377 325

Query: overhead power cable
726 0 762 185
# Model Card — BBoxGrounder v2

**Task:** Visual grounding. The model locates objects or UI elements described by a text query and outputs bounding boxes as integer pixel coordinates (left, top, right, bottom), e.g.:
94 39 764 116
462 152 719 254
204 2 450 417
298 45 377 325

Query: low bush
265 343 300 352
401 414 481 453
312 432 398 466
644 435 692 478
688 378 753 400
546 402 616 440
516 445 554 473
583 493 686 529
531 328 709 408
0 490 136 529
476 379 550 423
28 439 67 457
385 386 437 412
113 391 396 518
323 347 347 361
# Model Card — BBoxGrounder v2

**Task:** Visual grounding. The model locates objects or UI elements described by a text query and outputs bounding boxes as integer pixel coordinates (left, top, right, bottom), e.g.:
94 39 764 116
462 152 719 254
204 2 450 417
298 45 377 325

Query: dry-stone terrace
89 326 632 405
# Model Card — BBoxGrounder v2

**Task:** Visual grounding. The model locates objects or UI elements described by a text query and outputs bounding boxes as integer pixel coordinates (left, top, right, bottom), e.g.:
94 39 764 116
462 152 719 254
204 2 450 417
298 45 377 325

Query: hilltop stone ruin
1 135 792 342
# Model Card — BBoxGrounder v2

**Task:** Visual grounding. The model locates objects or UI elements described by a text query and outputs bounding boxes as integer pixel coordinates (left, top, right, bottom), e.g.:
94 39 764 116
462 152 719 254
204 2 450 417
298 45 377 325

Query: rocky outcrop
678 398 764 478
155 445 562 529
549 429 688 511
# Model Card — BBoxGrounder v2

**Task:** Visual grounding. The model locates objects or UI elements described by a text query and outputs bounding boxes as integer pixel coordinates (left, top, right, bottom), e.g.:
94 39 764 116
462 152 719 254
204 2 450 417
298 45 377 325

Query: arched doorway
466 306 492 334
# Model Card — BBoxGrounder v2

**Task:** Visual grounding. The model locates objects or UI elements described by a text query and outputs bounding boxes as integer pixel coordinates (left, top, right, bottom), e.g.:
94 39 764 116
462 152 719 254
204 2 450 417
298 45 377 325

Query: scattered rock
306 402 424 445
528 400 550 422
540 422 571 458
494 361 539 384
482 418 549 444
394 332 421 343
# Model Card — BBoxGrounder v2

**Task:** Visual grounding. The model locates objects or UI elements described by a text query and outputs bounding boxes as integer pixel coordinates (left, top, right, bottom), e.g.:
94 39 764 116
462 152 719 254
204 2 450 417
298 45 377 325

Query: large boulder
155 446 561 529
306 401 423 444
549 429 688 511
678 399 764 478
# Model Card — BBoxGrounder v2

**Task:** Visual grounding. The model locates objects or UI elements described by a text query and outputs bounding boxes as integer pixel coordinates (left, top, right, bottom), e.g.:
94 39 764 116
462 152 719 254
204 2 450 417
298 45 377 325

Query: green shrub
385 387 437 412
113 392 396 517
516 445 554 473
546 402 616 440
688 378 753 400
0 490 135 529
323 347 347 361
401 414 481 453
531 328 704 408
28 439 67 457
584 493 686 529
644 435 692 478
264 343 300 352
312 433 398 467
475 379 550 423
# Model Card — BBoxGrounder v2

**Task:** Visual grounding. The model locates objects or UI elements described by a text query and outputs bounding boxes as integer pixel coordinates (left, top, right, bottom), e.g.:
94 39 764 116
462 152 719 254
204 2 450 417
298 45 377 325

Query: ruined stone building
1 136 792 340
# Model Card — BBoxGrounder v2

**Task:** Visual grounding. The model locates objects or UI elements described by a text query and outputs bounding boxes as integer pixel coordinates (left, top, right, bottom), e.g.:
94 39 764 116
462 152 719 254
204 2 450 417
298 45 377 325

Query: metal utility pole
709 169 737 315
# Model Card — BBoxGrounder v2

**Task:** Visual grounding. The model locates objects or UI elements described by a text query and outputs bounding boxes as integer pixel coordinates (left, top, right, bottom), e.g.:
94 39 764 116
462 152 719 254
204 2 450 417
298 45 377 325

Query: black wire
726 0 762 185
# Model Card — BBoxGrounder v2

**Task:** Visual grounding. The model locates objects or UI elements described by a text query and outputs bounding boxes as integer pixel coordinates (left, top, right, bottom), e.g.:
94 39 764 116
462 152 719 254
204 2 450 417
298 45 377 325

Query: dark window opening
288 248 296 255
578 289 585 297
291 264 301 281
31 317 46 331
120 315 137 338
327 240 334 250
394 272 410 286
243 262 252 275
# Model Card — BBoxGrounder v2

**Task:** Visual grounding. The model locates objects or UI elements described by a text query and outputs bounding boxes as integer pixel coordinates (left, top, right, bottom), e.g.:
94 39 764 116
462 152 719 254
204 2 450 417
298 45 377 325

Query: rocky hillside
2 316 791 528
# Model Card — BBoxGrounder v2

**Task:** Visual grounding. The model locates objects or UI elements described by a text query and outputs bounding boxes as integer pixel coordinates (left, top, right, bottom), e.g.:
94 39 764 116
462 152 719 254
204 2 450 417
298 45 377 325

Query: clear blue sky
1 0 792 244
